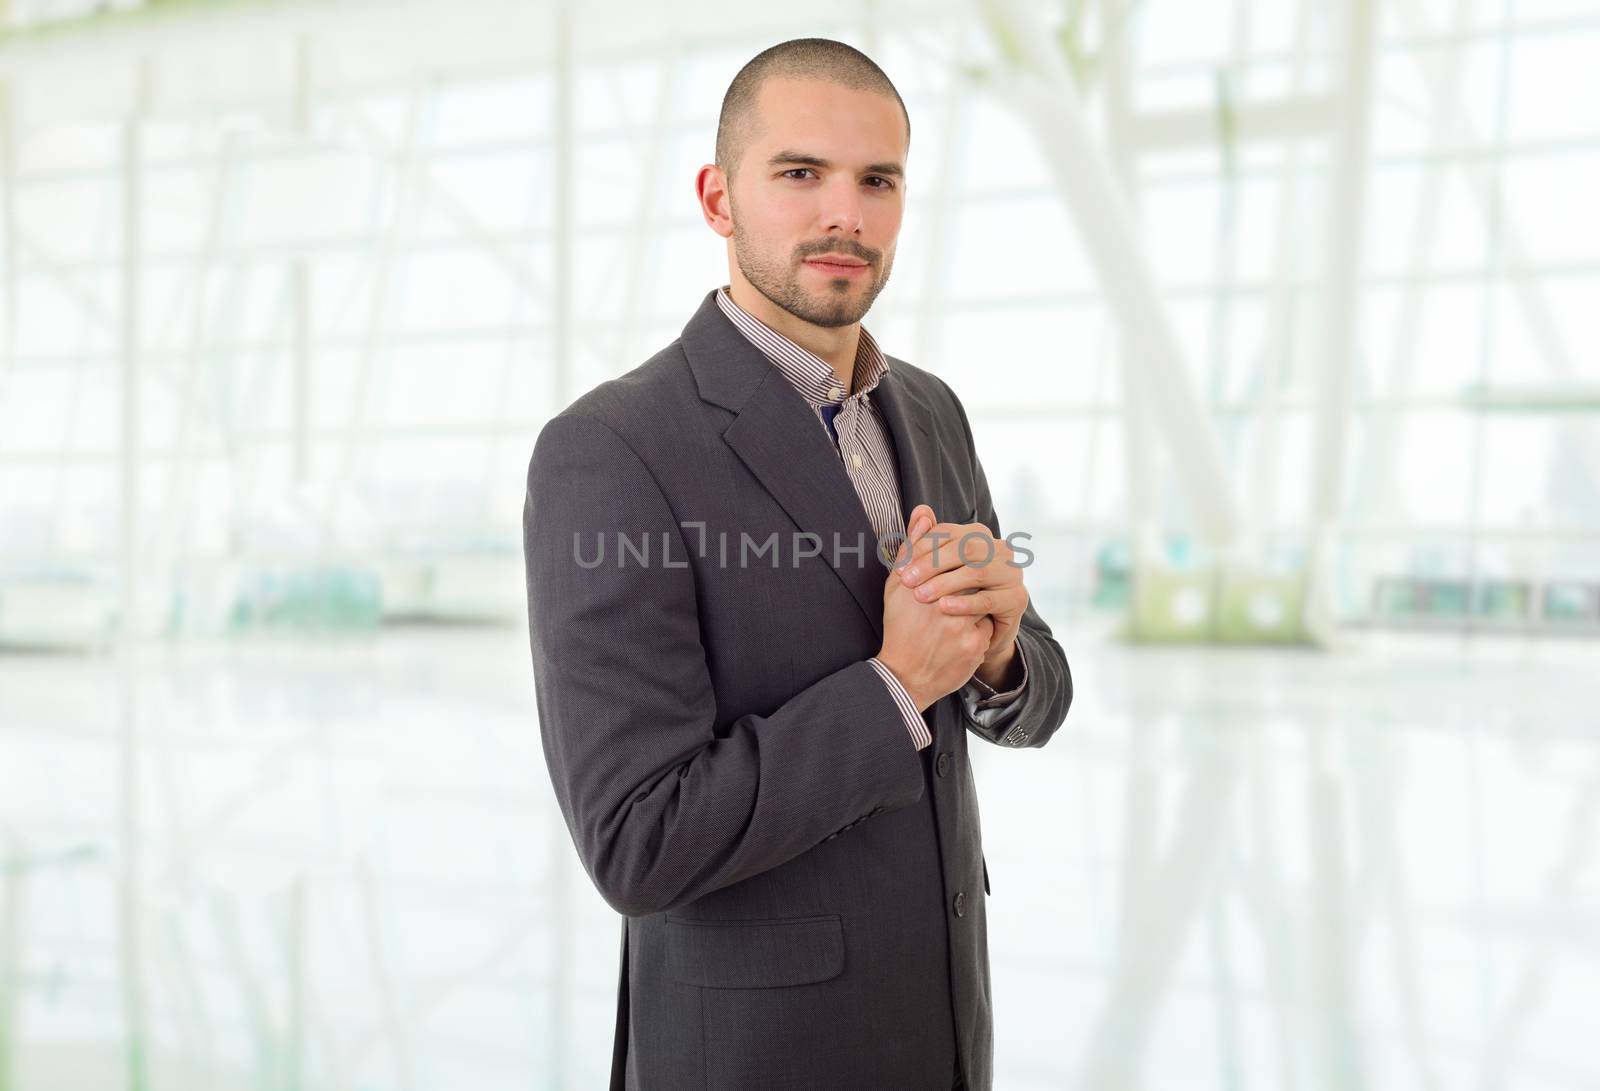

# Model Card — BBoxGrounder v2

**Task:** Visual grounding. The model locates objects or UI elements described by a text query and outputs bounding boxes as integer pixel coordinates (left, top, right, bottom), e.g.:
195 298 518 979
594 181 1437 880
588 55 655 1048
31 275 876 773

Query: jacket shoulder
884 353 971 436
568 338 692 420
535 337 704 454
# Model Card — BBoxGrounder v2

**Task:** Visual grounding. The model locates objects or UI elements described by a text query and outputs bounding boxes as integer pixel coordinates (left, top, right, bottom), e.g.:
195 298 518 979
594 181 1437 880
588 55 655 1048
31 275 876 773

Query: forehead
746 76 908 160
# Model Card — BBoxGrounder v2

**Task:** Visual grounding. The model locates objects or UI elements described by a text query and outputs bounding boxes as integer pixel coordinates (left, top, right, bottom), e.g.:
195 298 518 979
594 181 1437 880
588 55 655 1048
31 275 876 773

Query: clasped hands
875 503 1029 712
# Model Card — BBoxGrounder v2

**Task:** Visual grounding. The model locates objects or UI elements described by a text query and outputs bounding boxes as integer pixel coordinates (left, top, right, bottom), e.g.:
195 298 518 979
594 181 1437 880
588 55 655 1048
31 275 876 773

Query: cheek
866 203 902 242
745 195 811 248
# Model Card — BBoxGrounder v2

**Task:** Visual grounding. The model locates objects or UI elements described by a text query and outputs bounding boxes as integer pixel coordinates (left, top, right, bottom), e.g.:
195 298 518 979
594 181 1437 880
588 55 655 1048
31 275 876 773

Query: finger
972 617 996 650
934 582 1024 617
910 564 987 603
938 589 994 616
889 505 936 568
909 523 995 566
897 515 952 579
902 526 997 584
915 531 1011 582
900 524 963 580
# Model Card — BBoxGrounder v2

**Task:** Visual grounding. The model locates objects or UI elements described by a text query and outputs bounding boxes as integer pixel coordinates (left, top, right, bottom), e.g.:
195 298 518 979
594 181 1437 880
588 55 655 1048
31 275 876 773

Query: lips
805 256 870 274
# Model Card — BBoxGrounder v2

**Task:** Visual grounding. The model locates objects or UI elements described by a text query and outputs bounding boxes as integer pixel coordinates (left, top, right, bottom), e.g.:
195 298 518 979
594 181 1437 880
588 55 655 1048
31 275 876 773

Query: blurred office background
1 0 1597 1087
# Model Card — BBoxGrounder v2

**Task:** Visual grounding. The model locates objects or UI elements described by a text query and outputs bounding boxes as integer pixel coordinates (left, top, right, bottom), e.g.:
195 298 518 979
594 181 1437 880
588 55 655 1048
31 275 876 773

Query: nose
818 175 864 236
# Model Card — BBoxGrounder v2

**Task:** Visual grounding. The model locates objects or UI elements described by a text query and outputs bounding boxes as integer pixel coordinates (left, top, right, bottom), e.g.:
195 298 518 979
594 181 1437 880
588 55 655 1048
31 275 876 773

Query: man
523 38 1072 1090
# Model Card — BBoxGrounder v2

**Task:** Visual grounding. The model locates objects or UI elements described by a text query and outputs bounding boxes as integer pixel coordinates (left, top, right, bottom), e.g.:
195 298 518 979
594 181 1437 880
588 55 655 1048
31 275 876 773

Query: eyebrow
766 150 904 178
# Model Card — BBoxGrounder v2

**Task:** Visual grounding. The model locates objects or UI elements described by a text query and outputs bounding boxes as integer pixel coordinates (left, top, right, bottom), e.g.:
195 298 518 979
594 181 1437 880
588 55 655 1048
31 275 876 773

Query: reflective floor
0 619 1594 1090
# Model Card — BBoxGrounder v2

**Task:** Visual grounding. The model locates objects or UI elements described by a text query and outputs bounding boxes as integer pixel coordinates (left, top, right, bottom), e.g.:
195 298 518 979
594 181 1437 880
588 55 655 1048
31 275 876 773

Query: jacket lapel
682 290 886 637
871 361 944 532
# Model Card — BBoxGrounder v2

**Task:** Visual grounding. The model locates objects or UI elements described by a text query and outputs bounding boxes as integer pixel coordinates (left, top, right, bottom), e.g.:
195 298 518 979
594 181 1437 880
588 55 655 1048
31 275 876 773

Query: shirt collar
715 284 890 408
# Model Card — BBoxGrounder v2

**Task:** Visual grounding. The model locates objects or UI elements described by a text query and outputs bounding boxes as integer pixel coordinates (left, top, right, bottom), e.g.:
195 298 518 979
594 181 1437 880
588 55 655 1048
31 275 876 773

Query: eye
781 168 816 180
864 176 895 190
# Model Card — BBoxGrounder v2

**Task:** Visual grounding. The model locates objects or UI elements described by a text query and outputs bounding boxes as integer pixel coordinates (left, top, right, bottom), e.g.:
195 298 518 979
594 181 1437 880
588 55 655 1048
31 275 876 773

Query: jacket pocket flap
663 914 844 989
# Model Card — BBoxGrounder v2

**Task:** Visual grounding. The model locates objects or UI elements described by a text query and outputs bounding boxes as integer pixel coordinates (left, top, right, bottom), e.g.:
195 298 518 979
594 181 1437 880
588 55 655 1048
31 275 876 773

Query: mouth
803 256 871 277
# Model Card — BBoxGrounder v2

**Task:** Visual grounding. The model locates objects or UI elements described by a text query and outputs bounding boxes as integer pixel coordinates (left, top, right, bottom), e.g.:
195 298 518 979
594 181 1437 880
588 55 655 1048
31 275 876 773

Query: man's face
728 77 907 329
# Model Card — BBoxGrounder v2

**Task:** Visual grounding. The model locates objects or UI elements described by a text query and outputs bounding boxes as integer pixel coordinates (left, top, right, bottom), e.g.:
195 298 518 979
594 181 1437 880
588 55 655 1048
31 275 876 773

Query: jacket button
953 891 966 918
936 752 952 778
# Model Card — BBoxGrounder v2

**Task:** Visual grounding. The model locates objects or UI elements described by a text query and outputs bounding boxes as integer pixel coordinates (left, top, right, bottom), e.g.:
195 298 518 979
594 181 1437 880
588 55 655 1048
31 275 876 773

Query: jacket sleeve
939 378 1074 750
523 410 927 918
958 639 1029 731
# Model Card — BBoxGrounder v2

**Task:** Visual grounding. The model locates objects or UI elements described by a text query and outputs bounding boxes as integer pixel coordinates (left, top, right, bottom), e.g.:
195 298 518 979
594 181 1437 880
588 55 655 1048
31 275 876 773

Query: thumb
893 504 935 567
905 504 935 545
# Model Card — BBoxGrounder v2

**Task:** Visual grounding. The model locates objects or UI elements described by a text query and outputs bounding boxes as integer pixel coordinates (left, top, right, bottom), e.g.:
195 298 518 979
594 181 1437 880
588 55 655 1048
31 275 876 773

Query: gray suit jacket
522 289 1072 1090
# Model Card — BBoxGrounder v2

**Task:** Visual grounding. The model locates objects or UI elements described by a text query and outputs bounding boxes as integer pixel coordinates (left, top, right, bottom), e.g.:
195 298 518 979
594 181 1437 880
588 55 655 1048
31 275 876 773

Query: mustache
796 241 879 264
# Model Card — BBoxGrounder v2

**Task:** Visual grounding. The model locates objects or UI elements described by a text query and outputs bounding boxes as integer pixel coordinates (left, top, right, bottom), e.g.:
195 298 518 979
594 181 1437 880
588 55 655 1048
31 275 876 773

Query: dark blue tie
819 402 841 446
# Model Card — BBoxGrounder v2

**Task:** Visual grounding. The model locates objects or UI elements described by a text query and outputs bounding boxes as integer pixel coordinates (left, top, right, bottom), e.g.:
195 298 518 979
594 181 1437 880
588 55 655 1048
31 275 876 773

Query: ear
695 164 734 239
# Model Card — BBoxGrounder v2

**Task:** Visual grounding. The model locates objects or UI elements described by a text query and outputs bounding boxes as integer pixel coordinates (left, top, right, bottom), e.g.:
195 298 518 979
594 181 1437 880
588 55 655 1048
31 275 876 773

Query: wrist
973 640 1020 691
872 654 933 713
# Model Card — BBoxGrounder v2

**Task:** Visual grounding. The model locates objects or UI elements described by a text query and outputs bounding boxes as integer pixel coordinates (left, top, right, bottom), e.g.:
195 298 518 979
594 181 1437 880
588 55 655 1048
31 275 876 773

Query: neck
728 277 859 394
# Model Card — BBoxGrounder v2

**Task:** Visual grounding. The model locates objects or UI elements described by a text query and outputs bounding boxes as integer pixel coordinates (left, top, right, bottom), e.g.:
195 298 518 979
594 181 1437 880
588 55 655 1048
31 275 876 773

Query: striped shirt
715 286 1026 750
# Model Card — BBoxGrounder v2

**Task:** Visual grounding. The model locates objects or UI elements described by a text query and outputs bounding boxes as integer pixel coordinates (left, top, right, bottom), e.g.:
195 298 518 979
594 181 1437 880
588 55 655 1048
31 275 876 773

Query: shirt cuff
960 641 1028 718
867 657 932 751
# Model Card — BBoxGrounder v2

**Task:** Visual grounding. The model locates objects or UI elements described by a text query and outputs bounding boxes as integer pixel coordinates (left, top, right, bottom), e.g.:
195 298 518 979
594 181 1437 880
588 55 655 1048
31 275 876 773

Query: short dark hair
715 38 910 179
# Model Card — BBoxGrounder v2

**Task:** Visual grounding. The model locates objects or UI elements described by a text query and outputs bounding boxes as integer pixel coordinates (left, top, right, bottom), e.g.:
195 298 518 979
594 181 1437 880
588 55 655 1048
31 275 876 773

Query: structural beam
1304 0 1379 642
1128 94 1338 152
980 0 1245 548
